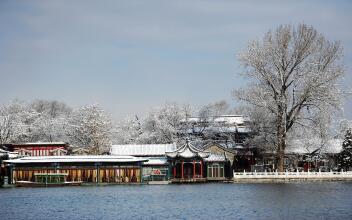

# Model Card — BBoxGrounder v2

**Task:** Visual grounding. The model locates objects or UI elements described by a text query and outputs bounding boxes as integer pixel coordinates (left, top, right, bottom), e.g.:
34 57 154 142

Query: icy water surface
0 182 352 220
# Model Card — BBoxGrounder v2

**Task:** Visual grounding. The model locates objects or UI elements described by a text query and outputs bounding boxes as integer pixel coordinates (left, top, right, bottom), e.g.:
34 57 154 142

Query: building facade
180 115 251 149
7 142 68 157
110 143 176 182
111 141 232 183
4 155 147 185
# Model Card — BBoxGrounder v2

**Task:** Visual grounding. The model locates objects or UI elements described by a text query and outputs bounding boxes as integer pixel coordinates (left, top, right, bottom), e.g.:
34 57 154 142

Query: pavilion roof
165 141 210 159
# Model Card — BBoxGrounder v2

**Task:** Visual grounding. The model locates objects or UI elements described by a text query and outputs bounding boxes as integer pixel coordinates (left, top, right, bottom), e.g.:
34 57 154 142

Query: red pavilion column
181 161 184 179
173 166 176 178
193 161 196 179
200 160 203 178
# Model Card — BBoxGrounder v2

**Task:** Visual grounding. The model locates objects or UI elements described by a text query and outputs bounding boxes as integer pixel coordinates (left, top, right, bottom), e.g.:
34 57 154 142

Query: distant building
256 139 343 172
180 115 251 148
6 142 68 157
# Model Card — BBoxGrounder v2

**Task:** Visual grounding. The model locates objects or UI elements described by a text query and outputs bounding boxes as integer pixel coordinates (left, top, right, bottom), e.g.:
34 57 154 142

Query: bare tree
234 24 344 171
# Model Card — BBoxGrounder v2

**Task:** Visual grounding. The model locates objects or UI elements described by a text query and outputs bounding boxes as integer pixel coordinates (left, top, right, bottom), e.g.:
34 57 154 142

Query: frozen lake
1 182 351 220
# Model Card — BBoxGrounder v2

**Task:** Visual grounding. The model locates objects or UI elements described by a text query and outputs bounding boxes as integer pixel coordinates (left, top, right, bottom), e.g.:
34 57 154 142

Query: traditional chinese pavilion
166 140 211 183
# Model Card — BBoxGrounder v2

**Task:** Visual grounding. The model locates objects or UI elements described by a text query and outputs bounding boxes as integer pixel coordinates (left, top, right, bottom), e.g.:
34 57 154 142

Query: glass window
220 166 224 178
208 166 213 178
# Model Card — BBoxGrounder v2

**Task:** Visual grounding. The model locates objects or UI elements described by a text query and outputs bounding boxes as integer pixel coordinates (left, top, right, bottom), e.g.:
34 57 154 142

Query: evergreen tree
338 128 352 170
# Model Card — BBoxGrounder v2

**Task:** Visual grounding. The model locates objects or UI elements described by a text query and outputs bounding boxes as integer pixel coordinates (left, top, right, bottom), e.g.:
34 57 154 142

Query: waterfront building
111 141 232 182
203 143 236 177
0 149 19 185
110 143 177 182
4 155 147 185
166 141 210 183
165 140 230 182
6 142 68 157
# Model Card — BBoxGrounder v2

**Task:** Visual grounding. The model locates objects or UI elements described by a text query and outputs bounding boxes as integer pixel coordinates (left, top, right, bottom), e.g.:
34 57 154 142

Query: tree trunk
277 141 285 172
276 102 287 172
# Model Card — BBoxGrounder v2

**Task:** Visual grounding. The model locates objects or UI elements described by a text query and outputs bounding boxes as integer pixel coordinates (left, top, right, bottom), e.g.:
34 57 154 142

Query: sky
0 0 351 120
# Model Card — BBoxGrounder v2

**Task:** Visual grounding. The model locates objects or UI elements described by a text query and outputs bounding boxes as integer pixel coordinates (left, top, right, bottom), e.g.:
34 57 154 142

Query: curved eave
166 152 210 159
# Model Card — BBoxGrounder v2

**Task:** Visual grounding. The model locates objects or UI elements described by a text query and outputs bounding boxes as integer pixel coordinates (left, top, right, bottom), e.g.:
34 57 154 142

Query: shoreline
2 178 352 188
232 178 352 183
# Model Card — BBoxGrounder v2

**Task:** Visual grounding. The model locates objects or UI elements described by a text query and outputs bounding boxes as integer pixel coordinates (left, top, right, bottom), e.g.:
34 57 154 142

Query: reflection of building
4 155 147 185
7 142 68 157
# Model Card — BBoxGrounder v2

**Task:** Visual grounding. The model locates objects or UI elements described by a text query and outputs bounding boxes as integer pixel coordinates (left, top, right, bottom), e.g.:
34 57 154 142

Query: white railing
233 170 352 179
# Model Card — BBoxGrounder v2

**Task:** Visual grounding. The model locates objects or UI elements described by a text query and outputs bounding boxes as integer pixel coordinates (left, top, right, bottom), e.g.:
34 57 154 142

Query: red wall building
8 142 68 157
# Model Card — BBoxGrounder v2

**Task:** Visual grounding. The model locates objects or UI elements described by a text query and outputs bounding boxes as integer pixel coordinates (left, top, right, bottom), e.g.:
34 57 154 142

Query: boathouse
4 155 147 185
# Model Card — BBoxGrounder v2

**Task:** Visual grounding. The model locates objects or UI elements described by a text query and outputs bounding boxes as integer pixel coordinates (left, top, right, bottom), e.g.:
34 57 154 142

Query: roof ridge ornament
185 137 190 145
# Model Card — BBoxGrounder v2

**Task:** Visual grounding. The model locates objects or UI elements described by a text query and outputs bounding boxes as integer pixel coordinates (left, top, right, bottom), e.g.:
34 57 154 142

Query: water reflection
0 182 351 220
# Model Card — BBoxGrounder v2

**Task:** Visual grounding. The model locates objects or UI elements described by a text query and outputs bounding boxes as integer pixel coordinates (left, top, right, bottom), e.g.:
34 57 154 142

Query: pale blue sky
0 0 351 120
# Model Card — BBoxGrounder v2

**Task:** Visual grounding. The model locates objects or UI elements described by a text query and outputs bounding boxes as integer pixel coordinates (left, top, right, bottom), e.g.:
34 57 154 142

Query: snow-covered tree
234 24 345 171
113 115 143 144
139 103 192 144
242 105 277 152
66 105 112 154
28 100 72 142
338 128 352 170
114 103 192 144
0 101 25 145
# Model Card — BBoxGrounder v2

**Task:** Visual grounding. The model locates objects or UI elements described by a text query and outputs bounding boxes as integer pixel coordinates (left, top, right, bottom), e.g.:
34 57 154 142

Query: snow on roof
110 143 177 156
184 115 247 125
203 143 237 154
286 139 342 154
142 157 168 165
11 142 68 146
4 155 148 164
166 141 210 158
204 153 227 162
0 149 19 158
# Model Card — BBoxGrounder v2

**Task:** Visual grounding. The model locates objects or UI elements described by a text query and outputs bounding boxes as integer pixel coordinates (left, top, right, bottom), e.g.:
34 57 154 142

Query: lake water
0 182 351 220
